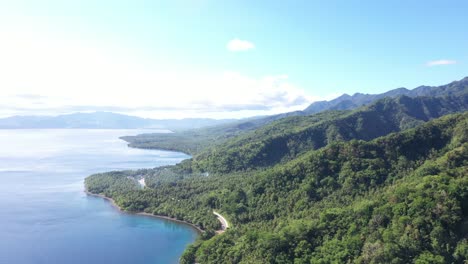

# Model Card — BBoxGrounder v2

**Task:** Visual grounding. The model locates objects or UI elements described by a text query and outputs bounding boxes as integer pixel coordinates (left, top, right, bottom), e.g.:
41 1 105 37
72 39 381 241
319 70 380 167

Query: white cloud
426 59 457 66
0 31 325 119
226 38 255 52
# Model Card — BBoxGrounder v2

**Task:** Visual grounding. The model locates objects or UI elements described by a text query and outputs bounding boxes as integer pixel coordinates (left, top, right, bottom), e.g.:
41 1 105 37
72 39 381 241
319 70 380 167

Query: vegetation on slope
85 169 221 231
86 111 468 263
121 111 304 155
190 94 468 174
121 76 468 155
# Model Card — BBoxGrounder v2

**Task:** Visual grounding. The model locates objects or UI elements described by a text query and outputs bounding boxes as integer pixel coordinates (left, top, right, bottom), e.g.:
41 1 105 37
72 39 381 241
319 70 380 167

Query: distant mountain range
2 77 467 131
304 76 468 114
122 76 468 155
0 111 234 130
207 76 468 136
221 75 468 130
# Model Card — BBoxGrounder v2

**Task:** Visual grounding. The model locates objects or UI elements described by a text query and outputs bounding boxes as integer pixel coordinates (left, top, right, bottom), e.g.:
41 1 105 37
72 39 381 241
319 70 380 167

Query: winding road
213 211 229 234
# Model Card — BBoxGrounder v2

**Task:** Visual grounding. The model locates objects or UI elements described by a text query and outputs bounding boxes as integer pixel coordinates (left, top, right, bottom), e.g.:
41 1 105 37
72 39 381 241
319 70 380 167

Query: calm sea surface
0 129 197 264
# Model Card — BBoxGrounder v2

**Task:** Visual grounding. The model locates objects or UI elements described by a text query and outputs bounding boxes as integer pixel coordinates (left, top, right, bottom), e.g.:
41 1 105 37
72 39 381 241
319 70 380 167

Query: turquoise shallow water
0 129 197 264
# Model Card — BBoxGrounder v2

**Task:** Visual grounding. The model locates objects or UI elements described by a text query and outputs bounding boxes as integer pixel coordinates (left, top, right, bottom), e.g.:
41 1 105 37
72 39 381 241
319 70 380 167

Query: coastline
84 189 204 234
86 141 228 235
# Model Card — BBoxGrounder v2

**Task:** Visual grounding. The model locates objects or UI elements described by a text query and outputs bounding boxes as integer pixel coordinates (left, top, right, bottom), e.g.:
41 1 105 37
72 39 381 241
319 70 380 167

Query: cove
0 129 198 264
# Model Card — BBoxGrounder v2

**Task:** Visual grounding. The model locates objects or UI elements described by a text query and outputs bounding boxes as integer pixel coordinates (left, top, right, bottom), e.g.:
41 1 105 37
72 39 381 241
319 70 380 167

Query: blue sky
0 0 466 118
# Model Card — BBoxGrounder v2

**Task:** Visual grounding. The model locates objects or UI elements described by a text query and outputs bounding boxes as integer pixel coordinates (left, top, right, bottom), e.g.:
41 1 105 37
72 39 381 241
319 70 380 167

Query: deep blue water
0 129 197 264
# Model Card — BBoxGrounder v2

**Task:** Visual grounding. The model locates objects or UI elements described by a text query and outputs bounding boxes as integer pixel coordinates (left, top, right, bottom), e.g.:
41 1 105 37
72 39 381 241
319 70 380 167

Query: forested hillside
122 77 468 156
191 94 468 173
87 75 468 264
120 111 304 155
185 112 468 263
86 109 468 263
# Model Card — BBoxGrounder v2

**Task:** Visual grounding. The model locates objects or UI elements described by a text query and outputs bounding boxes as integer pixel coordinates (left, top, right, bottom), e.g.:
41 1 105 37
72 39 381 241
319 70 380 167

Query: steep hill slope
191 94 468 173
86 78 468 263
122 76 468 155
86 112 468 263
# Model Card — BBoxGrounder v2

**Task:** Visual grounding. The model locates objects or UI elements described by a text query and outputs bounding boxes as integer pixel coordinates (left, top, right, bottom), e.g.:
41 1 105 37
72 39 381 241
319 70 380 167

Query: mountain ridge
190 93 468 173
0 111 234 130
122 76 468 155
304 76 468 114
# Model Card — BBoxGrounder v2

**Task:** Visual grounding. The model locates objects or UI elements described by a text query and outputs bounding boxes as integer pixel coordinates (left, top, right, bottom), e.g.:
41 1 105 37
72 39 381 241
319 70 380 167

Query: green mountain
191 94 468 173
86 111 468 263
86 78 468 263
122 76 468 155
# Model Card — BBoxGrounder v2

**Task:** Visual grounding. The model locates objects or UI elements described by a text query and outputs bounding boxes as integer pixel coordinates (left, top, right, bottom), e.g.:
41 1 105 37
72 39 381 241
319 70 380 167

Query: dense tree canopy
86 109 468 263
122 77 468 157
191 94 468 174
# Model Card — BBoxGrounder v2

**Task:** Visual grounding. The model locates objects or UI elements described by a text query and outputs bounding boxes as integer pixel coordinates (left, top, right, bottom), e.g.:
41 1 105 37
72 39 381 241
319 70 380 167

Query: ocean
0 129 197 264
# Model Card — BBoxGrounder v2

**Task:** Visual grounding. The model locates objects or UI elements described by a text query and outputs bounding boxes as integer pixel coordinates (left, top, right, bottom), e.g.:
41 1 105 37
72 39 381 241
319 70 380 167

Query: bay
0 129 197 264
